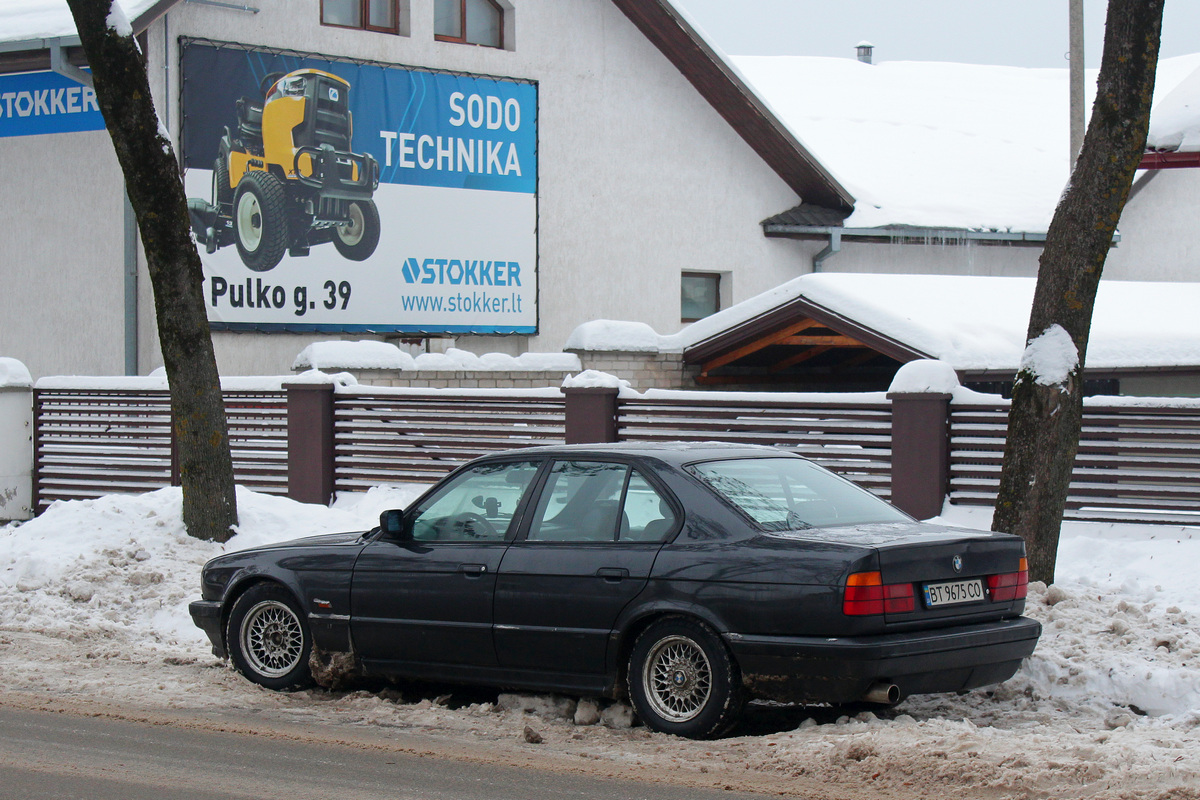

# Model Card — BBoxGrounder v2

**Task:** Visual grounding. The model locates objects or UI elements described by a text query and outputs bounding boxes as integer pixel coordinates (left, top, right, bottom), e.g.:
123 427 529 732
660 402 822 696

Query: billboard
0 70 103 138
180 41 537 334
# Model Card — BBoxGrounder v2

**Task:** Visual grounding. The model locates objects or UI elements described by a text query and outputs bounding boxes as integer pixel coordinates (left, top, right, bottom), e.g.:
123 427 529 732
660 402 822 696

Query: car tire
332 198 380 262
627 617 744 739
226 583 314 691
233 171 289 272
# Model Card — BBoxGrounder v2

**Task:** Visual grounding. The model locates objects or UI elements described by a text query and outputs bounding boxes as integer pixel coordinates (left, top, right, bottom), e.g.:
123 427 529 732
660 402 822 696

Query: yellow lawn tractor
189 69 381 272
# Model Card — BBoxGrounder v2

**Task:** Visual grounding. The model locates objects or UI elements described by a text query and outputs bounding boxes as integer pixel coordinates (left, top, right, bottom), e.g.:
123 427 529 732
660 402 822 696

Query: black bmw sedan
190 442 1040 739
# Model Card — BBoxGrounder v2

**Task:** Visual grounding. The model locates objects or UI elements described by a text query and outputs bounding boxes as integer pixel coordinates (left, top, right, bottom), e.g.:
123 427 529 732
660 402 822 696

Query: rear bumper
189 600 227 659
726 616 1041 704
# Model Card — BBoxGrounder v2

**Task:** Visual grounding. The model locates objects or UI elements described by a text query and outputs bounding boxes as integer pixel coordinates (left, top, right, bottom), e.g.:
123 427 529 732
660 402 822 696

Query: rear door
493 459 679 675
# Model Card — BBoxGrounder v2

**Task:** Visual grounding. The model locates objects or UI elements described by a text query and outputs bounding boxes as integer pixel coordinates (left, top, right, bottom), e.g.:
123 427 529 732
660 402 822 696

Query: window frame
681 271 722 323
434 0 505 49
320 0 401 35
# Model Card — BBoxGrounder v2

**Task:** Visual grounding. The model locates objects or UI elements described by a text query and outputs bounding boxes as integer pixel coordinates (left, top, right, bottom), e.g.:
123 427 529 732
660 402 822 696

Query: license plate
923 578 984 607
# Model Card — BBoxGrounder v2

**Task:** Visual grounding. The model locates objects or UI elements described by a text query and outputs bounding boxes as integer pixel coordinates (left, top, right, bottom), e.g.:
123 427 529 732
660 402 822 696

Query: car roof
477 441 800 467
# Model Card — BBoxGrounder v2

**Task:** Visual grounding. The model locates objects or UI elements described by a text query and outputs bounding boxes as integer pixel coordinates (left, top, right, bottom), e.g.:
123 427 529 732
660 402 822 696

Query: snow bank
293 341 581 373
294 341 415 371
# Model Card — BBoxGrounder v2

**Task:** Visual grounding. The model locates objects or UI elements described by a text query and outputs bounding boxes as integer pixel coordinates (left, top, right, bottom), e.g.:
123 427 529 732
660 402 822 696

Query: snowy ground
2 488 1198 799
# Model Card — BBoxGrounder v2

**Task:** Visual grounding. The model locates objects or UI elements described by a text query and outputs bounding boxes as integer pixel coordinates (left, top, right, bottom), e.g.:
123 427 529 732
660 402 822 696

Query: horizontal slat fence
33 388 288 511
224 391 289 496
951 401 1200 524
333 390 567 491
34 388 174 509
617 395 893 498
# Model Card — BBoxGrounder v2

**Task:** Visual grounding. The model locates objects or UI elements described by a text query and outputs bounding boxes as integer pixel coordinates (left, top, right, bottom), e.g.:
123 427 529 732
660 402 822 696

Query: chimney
856 41 874 64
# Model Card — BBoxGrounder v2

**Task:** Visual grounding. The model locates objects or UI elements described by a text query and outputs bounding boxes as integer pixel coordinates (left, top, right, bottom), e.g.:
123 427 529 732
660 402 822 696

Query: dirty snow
2 486 1199 797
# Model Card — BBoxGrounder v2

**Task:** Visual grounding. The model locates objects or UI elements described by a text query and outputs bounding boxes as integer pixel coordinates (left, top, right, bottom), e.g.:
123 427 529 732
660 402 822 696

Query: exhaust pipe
862 682 900 705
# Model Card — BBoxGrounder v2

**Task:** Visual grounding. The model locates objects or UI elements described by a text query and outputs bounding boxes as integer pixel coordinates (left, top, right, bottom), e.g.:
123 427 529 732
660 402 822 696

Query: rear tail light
987 557 1029 602
843 571 914 615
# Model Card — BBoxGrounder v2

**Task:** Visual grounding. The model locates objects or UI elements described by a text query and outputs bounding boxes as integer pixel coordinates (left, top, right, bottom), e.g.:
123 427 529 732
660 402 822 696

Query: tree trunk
992 0 1163 584
66 0 238 542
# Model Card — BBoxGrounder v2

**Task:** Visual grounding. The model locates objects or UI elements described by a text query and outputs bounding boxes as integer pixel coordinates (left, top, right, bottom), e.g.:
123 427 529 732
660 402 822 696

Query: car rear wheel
227 583 313 691
628 617 743 738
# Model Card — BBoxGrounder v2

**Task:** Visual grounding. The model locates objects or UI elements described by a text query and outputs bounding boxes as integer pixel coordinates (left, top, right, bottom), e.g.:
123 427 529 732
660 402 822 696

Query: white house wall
131 0 804 376
0 131 127 378
1104 169 1200 282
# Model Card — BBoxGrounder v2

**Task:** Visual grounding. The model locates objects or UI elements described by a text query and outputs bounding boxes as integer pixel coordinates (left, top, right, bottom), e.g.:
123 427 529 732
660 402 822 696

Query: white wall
1104 169 1200 282
0 132 127 377
134 0 804 375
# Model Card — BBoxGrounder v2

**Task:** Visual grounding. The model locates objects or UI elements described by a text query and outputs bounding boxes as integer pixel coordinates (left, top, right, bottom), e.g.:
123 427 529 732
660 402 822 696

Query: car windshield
687 457 910 531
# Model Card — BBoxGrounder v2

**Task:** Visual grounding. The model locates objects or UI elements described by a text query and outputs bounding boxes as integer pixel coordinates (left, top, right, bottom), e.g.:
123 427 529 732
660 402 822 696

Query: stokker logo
401 257 522 287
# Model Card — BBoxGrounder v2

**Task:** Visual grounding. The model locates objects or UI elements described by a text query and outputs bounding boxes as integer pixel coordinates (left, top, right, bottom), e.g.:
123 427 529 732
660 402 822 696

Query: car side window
528 461 627 542
620 471 677 541
409 461 539 542
526 461 677 543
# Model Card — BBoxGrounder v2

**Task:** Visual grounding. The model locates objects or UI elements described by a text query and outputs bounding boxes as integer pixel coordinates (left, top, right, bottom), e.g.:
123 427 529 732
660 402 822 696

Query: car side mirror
379 509 410 540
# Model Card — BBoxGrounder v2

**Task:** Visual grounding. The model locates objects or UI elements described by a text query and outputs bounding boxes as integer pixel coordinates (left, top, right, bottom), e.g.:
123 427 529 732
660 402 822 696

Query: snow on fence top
294 341 581 373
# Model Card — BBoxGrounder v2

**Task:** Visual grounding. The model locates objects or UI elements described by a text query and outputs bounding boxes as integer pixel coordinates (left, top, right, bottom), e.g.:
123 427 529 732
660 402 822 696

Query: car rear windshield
687 457 910 531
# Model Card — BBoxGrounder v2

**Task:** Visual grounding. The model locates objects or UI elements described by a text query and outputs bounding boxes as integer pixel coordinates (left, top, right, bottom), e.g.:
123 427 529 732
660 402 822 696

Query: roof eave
683 294 930 366
611 0 854 211
0 0 179 60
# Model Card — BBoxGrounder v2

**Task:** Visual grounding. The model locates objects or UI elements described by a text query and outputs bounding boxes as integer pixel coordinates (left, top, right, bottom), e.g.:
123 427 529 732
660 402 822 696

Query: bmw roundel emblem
952 555 964 573
328 87 340 102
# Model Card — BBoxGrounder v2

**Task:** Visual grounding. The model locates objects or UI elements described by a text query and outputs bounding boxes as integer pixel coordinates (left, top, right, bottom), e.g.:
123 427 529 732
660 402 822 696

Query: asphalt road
0 706 772 800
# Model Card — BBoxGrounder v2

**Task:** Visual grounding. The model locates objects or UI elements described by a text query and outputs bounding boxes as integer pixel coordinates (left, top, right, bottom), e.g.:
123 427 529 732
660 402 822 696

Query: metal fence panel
617 395 893 498
333 390 567 492
950 401 1200 524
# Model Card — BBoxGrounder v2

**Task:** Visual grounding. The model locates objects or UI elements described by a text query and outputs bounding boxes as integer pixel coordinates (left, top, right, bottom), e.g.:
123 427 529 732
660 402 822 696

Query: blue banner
0 70 103 138
181 43 536 194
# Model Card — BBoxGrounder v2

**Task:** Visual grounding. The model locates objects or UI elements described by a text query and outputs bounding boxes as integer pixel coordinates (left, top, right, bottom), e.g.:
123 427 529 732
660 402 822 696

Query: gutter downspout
812 228 842 272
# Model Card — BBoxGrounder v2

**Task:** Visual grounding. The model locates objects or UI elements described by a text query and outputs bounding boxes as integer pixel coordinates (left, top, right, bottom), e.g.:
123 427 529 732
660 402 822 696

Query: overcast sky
675 1 1200 68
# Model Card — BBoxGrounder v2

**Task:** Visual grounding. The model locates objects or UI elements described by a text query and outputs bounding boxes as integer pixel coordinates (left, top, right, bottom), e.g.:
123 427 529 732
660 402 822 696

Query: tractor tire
212 156 232 210
332 199 380 262
233 171 289 272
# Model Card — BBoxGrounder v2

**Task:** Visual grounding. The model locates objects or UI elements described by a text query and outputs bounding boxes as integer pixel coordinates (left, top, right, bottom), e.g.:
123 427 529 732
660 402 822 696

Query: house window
322 0 400 34
681 272 721 322
435 0 503 48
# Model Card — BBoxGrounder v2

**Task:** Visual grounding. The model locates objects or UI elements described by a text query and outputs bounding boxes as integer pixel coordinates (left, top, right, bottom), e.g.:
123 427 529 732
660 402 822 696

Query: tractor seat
236 97 263 143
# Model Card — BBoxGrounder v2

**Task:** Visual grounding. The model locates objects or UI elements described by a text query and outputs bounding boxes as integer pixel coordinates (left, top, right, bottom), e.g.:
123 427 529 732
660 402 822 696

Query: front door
351 459 541 668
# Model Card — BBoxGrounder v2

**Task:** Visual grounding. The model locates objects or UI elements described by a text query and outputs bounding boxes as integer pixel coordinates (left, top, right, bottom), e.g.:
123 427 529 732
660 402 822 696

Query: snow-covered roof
570 273 1200 373
732 54 1200 232
0 0 164 44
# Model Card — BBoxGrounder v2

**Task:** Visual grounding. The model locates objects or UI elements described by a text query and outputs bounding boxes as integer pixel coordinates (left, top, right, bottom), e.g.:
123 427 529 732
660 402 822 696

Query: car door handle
459 564 487 577
596 567 629 582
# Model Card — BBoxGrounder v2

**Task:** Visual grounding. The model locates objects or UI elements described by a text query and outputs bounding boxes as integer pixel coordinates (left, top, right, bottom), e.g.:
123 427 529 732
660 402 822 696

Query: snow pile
0 357 32 388
887 359 959 394
561 370 631 391
1019 324 1079 386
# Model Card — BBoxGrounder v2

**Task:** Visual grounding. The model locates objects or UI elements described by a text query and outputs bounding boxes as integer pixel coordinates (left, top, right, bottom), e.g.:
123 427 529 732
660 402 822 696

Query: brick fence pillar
285 381 336 505
886 390 953 520
562 386 619 444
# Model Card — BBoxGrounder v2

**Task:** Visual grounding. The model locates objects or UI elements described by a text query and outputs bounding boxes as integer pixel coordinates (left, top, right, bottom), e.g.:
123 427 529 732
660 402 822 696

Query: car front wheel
627 617 743 738
226 583 313 691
